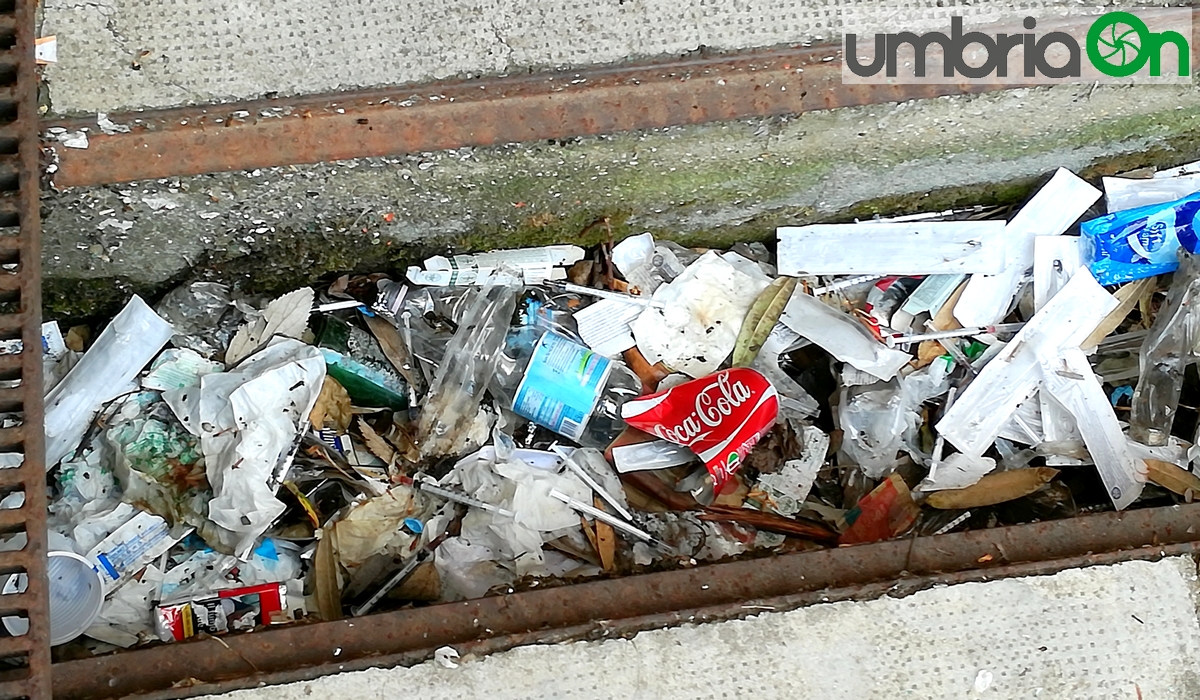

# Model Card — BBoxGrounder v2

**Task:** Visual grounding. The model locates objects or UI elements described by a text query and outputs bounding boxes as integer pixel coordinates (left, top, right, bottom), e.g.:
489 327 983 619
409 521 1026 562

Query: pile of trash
24 160 1200 651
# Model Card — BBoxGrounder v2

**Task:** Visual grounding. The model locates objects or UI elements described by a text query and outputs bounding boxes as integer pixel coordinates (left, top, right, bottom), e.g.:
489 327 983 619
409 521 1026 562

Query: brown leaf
594 496 616 572
357 417 396 465
309 377 352 432
700 504 839 544
926 467 1059 509
314 532 342 621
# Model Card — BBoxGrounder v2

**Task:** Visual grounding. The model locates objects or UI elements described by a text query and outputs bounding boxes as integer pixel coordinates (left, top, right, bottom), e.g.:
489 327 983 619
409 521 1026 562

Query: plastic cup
1 532 105 645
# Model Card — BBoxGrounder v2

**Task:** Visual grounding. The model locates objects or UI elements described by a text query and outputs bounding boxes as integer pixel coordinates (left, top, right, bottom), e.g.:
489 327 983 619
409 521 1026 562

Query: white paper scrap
574 298 642 358
44 296 173 467
954 168 1101 327
776 221 1006 276
631 251 769 377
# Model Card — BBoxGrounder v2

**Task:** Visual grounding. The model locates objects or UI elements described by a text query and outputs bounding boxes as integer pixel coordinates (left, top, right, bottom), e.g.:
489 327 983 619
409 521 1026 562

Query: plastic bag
418 269 522 458
1082 191 1200 284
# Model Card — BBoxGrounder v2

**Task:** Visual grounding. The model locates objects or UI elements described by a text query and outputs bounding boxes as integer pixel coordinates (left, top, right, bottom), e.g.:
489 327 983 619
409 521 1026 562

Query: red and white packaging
620 368 778 491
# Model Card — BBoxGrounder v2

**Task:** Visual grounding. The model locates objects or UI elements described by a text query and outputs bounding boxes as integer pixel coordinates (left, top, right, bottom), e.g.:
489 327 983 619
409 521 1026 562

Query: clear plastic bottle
1130 251 1200 446
489 326 642 448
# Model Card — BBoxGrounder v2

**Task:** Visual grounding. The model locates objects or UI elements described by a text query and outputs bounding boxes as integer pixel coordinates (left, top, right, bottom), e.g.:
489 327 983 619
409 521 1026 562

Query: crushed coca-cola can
620 367 779 494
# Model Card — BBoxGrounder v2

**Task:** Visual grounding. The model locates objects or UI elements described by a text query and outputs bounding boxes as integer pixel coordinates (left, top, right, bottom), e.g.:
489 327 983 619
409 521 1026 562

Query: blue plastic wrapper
1082 191 1200 284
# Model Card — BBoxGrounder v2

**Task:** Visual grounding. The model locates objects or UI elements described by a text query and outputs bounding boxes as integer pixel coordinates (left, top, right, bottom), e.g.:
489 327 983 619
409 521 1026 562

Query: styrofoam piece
953 168 1101 327
44 295 174 468
776 221 1006 276
936 268 1117 457
1103 174 1200 213
779 292 911 382
1039 347 1146 510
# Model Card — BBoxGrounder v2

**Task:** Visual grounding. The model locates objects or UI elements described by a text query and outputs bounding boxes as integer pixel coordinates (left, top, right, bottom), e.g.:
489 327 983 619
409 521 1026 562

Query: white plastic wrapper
611 440 696 473
1103 174 1200 213
1032 235 1085 460
632 250 770 377
1155 160 1200 179
406 245 583 286
777 221 1006 276
937 268 1117 457
918 453 997 492
752 324 819 418
779 291 911 382
165 337 325 556
1039 347 1146 510
954 168 1101 327
44 296 174 467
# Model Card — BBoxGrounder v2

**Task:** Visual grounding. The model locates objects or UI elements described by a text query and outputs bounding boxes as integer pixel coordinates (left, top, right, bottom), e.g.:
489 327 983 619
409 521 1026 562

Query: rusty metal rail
53 502 1200 700
0 0 50 692
43 45 1015 188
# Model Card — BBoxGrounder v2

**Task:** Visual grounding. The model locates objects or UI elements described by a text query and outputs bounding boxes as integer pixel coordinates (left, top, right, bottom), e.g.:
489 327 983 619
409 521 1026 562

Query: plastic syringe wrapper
1039 347 1146 510
407 245 584 285
936 268 1117 457
954 168 1100 327
1082 191 1200 284
776 221 1006 276
1102 174 1200 213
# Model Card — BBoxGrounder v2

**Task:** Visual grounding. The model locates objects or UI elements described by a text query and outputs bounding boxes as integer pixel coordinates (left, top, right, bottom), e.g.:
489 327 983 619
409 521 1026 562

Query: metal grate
0 0 50 693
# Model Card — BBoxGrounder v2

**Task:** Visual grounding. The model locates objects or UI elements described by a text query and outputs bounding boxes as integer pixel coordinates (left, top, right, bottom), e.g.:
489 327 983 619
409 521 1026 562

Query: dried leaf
225 287 314 364
1145 458 1200 496
914 340 947 369
357 417 395 465
310 376 352 432
262 287 314 339
701 504 839 544
926 467 1059 509
224 319 264 365
65 325 90 353
314 532 342 621
594 496 616 572
733 276 797 367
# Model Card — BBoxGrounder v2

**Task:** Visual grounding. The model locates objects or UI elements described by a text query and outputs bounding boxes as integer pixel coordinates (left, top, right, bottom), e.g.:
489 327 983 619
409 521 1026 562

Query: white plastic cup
1 531 105 645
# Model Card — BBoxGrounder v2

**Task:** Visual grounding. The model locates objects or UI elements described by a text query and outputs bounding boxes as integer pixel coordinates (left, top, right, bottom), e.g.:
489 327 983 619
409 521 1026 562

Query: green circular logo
1087 11 1151 77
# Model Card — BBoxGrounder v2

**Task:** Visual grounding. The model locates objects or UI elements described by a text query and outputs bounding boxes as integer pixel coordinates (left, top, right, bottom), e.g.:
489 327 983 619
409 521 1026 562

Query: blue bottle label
512 333 611 441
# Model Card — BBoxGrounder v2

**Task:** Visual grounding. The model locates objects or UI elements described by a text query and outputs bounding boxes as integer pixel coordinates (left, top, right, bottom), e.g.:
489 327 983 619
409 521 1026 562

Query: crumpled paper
632 251 771 377
165 337 325 556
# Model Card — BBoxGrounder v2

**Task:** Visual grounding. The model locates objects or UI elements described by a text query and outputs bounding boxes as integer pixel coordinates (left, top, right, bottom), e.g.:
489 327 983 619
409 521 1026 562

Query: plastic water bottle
489 326 641 448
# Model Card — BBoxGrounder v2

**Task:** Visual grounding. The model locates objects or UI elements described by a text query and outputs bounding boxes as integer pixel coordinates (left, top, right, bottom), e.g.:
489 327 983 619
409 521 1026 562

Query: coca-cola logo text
653 373 752 445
